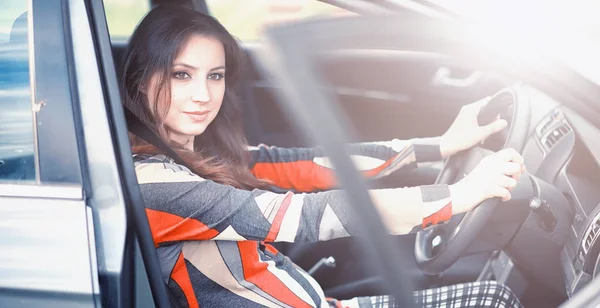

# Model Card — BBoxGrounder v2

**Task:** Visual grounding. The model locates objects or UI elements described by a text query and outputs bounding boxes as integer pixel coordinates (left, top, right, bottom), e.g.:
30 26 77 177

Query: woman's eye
172 71 191 80
208 73 224 81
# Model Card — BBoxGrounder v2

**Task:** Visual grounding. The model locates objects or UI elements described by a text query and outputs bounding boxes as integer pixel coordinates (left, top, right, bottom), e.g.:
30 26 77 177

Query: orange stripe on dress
264 192 293 242
146 209 219 247
422 202 452 228
251 160 337 192
251 157 397 192
263 242 280 255
171 252 200 308
237 241 312 308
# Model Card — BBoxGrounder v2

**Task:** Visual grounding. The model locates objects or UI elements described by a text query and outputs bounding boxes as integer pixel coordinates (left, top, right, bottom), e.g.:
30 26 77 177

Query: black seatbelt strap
123 106 191 169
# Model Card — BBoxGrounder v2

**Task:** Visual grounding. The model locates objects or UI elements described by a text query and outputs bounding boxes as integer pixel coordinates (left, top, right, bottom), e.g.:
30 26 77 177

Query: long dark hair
120 5 266 189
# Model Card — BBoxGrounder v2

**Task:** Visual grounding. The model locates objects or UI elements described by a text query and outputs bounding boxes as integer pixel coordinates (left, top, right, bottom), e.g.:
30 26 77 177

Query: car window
207 0 354 41
0 1 36 182
104 0 150 39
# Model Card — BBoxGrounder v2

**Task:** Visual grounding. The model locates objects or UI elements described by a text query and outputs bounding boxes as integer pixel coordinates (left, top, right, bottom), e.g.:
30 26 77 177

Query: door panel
320 49 509 141
241 45 509 147
0 192 97 306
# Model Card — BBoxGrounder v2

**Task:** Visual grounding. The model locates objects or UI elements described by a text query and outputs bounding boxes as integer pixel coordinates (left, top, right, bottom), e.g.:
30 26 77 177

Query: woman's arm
135 156 455 246
137 149 523 246
249 137 442 192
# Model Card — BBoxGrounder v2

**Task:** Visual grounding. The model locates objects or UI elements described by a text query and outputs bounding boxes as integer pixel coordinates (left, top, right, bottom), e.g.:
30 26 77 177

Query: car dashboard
516 86 600 297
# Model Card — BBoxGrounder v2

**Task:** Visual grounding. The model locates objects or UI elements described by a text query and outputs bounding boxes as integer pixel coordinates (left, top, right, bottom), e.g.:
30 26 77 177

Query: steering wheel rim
415 85 531 275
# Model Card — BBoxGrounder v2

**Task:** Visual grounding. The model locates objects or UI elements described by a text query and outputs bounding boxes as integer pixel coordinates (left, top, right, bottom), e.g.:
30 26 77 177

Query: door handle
432 66 483 88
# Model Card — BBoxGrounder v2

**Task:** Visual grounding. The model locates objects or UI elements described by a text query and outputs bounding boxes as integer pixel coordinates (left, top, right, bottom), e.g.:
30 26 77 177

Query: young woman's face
147 34 226 147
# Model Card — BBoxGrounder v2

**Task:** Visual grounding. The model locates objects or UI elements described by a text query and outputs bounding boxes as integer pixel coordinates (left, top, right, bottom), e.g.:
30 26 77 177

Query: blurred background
104 0 352 40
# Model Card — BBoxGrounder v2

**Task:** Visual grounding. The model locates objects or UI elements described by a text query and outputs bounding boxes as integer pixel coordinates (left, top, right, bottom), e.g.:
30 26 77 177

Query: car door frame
0 0 103 307
85 0 179 307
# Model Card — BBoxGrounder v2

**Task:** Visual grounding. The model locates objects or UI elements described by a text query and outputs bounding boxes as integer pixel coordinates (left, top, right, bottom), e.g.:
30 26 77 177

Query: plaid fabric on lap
334 281 522 308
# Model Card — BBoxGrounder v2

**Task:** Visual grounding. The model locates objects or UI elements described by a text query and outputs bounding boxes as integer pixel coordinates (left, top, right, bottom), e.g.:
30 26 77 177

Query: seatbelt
123 106 191 169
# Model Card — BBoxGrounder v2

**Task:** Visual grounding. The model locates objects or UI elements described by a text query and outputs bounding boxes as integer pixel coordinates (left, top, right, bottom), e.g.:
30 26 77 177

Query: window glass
207 0 354 41
0 1 36 182
104 0 150 38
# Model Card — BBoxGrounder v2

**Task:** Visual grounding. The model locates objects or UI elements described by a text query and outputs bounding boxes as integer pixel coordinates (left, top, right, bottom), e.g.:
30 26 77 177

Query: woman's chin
178 126 208 138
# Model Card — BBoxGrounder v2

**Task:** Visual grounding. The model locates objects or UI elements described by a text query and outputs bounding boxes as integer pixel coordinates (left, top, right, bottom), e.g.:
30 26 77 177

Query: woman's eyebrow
172 63 225 72
173 62 198 70
209 65 226 72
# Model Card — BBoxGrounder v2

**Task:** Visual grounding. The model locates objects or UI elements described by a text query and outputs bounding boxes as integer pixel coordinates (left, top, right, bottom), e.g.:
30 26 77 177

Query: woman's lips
184 110 209 121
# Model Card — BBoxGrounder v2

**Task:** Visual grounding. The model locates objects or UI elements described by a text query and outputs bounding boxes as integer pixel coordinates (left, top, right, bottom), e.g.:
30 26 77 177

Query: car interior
3 0 600 307
107 1 600 307
108 0 515 301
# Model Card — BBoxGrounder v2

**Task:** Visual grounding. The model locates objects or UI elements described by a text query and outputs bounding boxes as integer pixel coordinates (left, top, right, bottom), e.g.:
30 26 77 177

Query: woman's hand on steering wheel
440 97 509 158
449 148 526 214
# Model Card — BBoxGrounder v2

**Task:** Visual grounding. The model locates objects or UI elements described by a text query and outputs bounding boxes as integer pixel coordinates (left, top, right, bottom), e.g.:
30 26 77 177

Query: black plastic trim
152 0 192 9
32 0 83 184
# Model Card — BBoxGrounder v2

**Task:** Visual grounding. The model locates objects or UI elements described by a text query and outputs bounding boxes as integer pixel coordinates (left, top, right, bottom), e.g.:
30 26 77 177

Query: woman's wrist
408 137 444 162
449 181 476 214
450 178 489 215
439 134 457 159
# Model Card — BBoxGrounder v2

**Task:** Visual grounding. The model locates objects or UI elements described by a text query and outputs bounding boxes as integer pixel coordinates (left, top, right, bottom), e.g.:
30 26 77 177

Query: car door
0 0 102 307
0 0 147 307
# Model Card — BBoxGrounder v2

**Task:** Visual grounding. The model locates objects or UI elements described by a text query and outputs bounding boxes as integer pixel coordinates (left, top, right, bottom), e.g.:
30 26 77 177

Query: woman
120 5 525 308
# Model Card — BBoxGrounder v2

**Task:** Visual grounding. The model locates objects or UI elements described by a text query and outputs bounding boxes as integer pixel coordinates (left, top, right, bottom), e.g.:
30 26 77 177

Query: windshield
424 0 600 85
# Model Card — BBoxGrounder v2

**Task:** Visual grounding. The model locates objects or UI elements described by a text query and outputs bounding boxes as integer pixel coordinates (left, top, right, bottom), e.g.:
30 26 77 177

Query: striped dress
134 138 522 308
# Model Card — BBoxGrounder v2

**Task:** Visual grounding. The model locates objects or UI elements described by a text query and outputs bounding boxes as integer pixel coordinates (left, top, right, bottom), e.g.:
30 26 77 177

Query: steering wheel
414 85 531 275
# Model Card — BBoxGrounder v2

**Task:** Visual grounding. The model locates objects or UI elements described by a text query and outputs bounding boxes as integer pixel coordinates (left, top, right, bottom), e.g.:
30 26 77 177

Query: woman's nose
191 81 211 103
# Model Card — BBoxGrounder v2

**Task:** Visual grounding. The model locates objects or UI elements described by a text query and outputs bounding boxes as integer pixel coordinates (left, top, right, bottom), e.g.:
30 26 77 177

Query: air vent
581 219 600 254
582 213 600 254
536 109 563 136
541 122 572 149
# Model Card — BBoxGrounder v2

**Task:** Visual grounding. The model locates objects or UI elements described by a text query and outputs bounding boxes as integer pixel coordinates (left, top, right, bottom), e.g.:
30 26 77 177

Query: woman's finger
502 162 523 177
497 175 518 190
481 119 508 137
490 186 511 201
496 148 524 165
